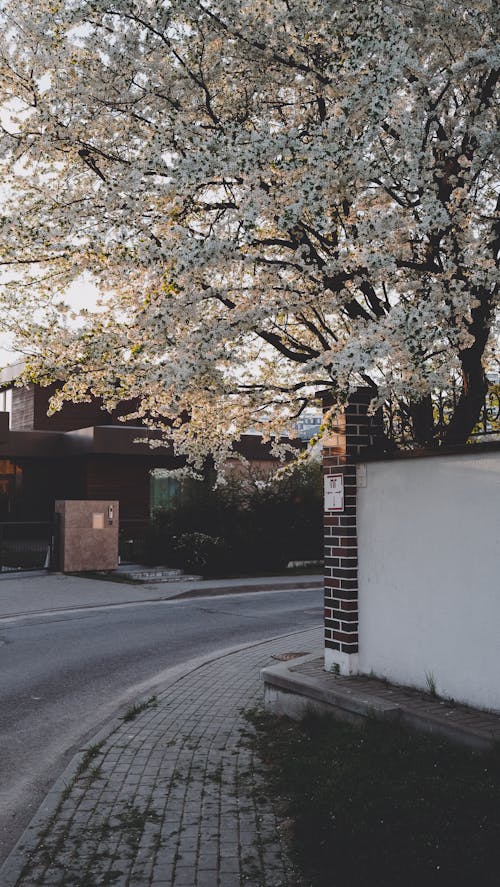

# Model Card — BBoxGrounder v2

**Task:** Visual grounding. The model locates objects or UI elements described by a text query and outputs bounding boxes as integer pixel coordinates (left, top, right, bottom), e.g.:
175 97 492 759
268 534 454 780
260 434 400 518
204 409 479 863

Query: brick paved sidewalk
4 629 321 887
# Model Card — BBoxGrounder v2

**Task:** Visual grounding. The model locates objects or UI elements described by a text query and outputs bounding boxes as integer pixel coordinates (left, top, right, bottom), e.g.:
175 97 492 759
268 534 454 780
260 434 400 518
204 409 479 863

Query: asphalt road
0 587 322 866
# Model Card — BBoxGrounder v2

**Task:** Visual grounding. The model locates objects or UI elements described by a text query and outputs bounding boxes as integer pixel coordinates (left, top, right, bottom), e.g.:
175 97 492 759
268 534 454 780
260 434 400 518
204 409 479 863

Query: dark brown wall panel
11 385 35 430
85 456 152 522
34 385 113 432
32 384 142 432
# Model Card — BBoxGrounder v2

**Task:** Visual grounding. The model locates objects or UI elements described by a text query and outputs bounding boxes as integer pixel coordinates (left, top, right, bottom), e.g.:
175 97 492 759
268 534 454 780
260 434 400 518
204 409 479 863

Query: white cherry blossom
0 0 498 465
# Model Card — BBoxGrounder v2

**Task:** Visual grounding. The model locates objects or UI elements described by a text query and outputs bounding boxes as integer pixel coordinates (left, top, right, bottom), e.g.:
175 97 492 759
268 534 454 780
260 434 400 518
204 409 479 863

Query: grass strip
246 709 500 887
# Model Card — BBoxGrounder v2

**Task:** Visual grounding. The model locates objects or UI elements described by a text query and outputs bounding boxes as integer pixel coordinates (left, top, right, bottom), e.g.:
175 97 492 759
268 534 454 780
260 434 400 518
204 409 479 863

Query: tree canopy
0 0 498 466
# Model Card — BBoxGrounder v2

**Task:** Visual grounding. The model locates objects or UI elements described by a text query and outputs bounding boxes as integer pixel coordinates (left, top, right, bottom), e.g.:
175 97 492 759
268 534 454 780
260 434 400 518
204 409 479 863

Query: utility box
55 500 119 572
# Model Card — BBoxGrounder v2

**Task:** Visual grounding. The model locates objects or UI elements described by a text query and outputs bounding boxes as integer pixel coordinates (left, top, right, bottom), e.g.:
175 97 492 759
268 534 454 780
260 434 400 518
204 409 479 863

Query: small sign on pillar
324 472 344 512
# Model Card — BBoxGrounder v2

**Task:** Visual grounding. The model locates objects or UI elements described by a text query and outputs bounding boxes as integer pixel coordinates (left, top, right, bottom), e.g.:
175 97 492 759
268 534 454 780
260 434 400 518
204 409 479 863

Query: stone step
118 567 201 583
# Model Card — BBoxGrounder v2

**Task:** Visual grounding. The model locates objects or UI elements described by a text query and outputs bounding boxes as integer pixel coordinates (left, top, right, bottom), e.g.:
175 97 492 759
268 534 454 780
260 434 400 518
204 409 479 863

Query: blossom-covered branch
0 0 498 466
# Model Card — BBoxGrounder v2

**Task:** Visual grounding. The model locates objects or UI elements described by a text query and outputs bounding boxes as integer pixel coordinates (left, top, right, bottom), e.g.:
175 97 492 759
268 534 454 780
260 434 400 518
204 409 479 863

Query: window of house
0 389 13 414
150 474 181 515
0 460 21 516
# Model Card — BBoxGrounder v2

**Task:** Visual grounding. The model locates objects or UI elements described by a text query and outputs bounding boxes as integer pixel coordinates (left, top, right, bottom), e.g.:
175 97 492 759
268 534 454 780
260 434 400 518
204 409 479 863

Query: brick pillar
323 389 375 676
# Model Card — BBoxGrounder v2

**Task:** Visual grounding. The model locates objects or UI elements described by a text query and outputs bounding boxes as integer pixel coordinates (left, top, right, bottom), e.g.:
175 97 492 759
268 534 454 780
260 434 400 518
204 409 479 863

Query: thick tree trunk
410 395 436 447
442 291 492 446
442 359 489 445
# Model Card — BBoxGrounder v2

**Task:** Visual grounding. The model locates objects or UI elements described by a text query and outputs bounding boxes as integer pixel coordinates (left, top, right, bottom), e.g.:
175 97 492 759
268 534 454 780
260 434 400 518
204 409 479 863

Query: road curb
169 579 322 599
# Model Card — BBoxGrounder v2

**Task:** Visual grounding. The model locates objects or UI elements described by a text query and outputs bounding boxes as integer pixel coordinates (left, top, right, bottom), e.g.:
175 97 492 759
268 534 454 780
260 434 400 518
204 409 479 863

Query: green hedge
144 461 323 576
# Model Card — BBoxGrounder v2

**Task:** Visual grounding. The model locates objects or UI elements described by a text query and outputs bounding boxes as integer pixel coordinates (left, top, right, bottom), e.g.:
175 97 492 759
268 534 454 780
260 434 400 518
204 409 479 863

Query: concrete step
117 567 202 583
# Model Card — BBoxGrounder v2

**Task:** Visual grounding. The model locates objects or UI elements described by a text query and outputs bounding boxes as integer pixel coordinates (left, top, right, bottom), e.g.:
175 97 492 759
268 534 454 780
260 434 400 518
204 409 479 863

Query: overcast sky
0 275 100 368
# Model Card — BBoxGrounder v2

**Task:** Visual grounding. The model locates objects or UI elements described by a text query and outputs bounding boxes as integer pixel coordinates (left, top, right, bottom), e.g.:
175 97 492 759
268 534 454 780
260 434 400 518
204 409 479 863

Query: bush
146 461 323 576
171 532 231 576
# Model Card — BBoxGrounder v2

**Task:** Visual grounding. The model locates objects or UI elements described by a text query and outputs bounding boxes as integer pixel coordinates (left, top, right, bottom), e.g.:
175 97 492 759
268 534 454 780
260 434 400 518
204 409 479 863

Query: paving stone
173 866 197 884
197 851 218 870
219 855 241 873
195 869 218 887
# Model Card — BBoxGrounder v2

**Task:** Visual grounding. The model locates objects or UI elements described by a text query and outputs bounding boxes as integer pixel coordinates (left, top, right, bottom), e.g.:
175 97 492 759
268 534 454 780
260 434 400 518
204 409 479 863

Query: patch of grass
425 670 438 697
76 741 106 777
120 695 158 722
116 801 161 854
245 709 500 887
207 763 223 784
60 741 106 803
62 867 124 887
19 740 110 882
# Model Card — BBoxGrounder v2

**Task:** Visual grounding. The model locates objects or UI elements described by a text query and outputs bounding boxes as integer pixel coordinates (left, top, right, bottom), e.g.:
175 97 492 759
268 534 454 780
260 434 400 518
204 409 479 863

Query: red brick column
323 389 374 675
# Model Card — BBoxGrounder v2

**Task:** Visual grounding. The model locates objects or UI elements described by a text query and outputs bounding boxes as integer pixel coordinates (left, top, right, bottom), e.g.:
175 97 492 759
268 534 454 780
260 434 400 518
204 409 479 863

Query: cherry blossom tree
0 0 498 466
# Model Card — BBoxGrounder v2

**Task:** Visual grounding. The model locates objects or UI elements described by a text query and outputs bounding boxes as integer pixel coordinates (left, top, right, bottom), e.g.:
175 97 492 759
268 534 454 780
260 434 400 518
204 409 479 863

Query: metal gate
0 521 58 573
118 520 150 565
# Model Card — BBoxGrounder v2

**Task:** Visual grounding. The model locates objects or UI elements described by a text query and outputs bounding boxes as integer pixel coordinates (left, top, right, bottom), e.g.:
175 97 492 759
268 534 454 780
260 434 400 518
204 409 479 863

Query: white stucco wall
357 449 500 712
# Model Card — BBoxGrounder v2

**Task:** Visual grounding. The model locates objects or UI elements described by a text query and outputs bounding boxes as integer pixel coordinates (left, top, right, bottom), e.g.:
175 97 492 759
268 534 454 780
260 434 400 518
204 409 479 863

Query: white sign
324 473 344 512
356 463 367 488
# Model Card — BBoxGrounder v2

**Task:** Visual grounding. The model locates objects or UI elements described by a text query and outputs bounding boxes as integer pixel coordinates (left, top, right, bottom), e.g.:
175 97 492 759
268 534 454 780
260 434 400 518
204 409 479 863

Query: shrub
171 532 231 575
146 460 323 576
